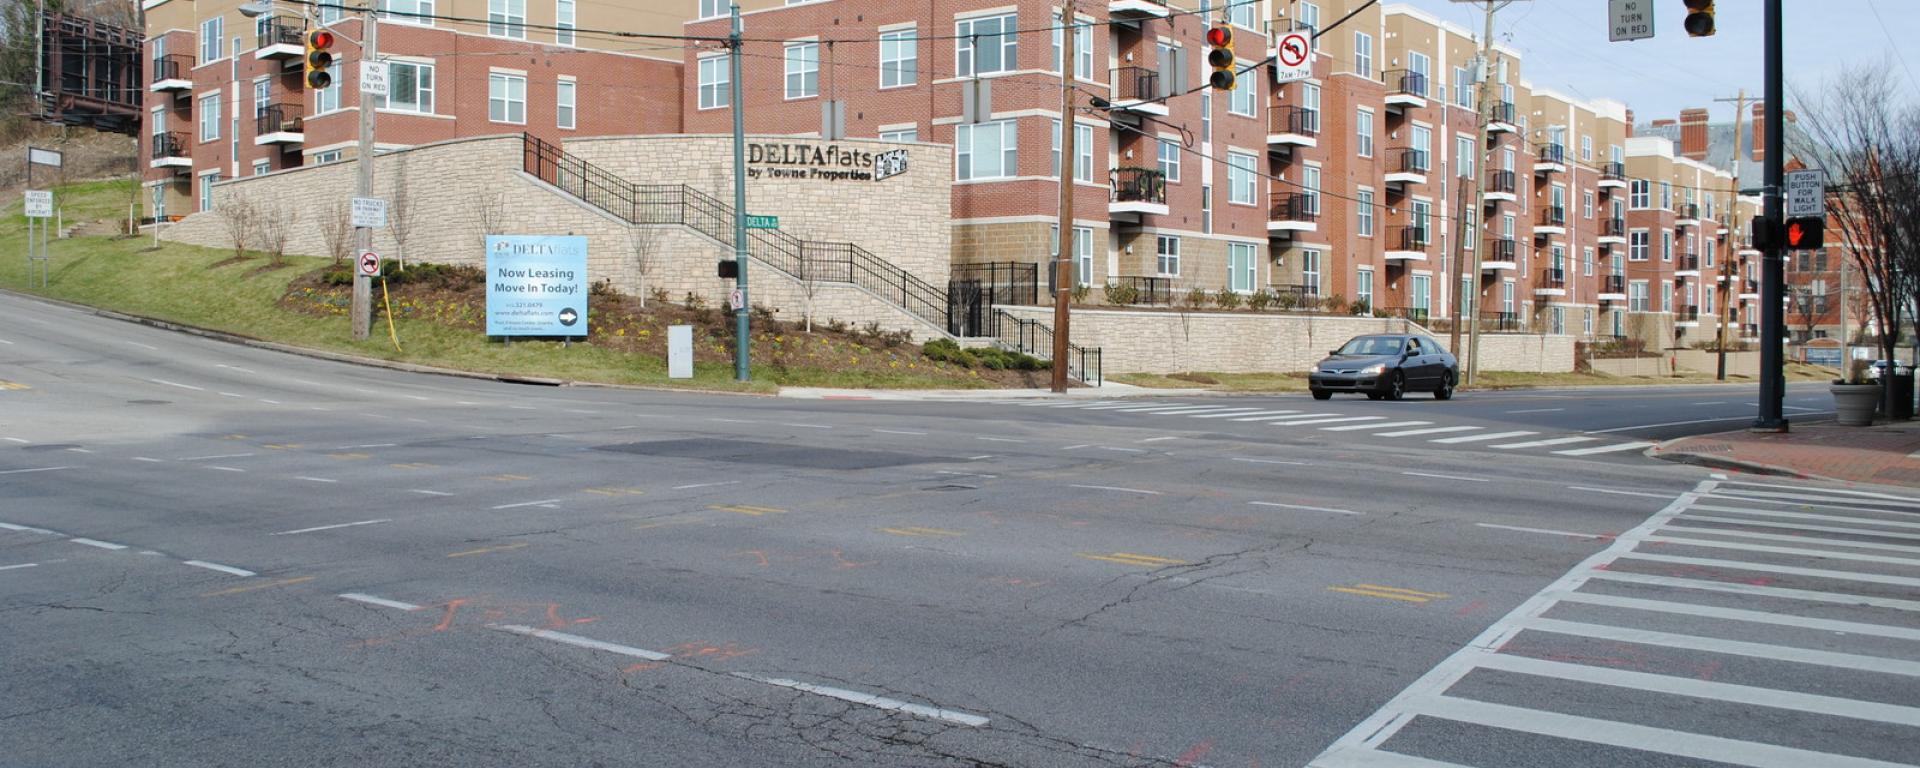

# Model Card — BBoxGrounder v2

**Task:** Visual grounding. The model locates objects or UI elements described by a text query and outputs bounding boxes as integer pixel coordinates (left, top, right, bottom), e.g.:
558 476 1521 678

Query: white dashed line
183 560 257 577
123 341 159 351
967 455 994 460
936 470 998 478
296 476 339 483
1070 484 1161 495
1403 471 1489 483
782 423 834 429
491 499 563 510
1098 446 1147 453
873 428 928 436
0 523 57 534
1 437 28 443
1230 411 1308 422
409 489 454 497
272 519 391 536
1567 485 1674 499
1232 457 1310 466
0 466 70 475
179 453 256 461
1475 523 1609 540
490 624 671 660
1138 436 1182 443
737 675 990 728
1250 501 1361 515
1273 416 1389 426
1491 436 1599 450
206 466 246 473
1505 408 1566 414
976 436 1026 443
150 378 205 391
672 480 739 490
71 538 128 550
339 593 422 611
132 457 164 463
1321 420 1431 432
0 562 37 571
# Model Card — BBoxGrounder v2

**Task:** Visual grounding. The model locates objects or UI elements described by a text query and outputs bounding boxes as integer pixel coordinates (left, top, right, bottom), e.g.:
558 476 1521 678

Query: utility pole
1050 0 1076 394
1754 0 1787 431
1455 0 1512 387
351 8 378 341
1711 89 1749 380
730 3 751 382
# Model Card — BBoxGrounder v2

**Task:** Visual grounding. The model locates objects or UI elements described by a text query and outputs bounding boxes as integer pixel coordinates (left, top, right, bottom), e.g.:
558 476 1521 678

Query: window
879 29 916 87
1230 74 1256 116
149 184 165 221
785 42 819 99
879 128 917 143
1300 82 1321 123
489 0 525 38
253 78 270 121
1612 198 1625 222
1613 310 1625 337
555 78 575 129
1629 280 1649 312
313 150 343 164
1295 1 1319 33
1411 125 1431 170
1048 120 1093 182
1412 274 1431 315
1157 138 1180 182
1630 229 1649 261
1200 93 1211 144
956 120 1017 181
1049 226 1094 287
1302 165 1322 214
698 56 729 110
198 93 220 142
252 160 270 177
200 17 223 63
1228 2 1256 29
1357 188 1374 236
1551 306 1565 335
1584 308 1595 336
1581 135 1593 162
1353 32 1372 79
1412 200 1431 241
1227 152 1257 205
699 0 725 19
318 2 345 24
1156 235 1180 276
1703 288 1714 315
488 72 526 124
1201 184 1212 234
1660 181 1672 210
198 172 219 212
1301 249 1322 295
1457 136 1475 179
374 60 434 114
1356 109 1373 157
1551 244 1566 273
149 106 164 144
1611 144 1625 166
1662 230 1672 262
1407 52 1430 97
1502 281 1515 314
1051 13 1092 77
1630 179 1650 209
1228 243 1257 292
1453 66 1473 109
555 0 574 45
956 14 1016 77
380 0 435 26
1704 239 1715 267
312 75 340 113
1356 268 1375 308
1583 190 1594 220
1583 247 1595 276
1661 280 1673 312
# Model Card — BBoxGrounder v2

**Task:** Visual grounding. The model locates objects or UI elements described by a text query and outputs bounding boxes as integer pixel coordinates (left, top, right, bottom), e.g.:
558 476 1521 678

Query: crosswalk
1310 479 1920 767
976 400 1655 458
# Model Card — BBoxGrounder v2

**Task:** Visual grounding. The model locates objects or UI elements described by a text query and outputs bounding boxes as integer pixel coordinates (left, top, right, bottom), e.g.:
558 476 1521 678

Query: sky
1407 0 1920 124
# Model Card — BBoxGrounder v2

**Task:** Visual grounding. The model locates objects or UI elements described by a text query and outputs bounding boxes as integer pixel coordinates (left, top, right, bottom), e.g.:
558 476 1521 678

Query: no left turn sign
1274 32 1313 84
358 251 382 278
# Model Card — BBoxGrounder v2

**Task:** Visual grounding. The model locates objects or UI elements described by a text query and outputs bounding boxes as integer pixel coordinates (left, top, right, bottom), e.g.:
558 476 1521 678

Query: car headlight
1310 364 1323 373
1360 364 1386 376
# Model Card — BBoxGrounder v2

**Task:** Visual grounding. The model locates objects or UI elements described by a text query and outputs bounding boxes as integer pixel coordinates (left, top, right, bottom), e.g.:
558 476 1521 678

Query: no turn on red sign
358 251 382 278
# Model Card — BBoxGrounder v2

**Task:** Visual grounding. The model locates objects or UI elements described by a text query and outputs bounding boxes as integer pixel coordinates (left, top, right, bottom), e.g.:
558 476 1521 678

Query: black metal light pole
1754 0 1787 431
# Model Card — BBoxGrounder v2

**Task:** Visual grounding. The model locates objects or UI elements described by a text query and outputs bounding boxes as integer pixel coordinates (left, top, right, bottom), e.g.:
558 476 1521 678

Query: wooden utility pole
1712 89 1750 380
1050 0 1076 393
1459 0 1511 387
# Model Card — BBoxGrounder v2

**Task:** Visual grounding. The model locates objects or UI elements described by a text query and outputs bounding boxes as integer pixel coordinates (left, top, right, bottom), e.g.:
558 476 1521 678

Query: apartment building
140 0 687 219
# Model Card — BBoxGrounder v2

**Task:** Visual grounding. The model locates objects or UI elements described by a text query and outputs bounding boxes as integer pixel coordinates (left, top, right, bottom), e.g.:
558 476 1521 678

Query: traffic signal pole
351 10 378 342
1754 0 1787 431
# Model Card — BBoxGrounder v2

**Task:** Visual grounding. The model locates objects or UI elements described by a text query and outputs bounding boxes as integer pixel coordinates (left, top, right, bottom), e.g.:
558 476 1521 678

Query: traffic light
304 29 336 89
1206 24 1236 91
1683 0 1714 37
1785 217 1824 250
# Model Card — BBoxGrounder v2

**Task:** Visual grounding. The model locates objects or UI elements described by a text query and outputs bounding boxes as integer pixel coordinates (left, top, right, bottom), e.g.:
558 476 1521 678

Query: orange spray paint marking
1174 741 1213 767
737 549 770 567
620 662 665 675
1456 600 1490 617
830 548 875 569
434 599 468 632
573 617 599 625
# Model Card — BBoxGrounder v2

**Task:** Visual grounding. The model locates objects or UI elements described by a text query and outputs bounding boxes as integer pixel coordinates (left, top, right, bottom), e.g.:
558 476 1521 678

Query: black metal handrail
1114 275 1173 306
1110 66 1159 103
1112 167 1167 205
1479 311 1523 332
257 18 304 49
1275 106 1319 136
986 309 1101 385
1394 225 1429 251
1491 101 1516 124
255 103 303 136
1270 192 1318 222
1603 217 1626 237
1384 69 1427 98
1602 274 1626 294
151 54 191 84
1680 254 1700 271
1539 267 1566 287
1538 144 1566 165
1384 306 1430 324
1486 169 1516 194
951 262 1038 307
1680 306 1700 321
150 131 189 160
1486 238 1517 261
1538 206 1567 227
1393 147 1430 174
1601 162 1626 182
1678 203 1700 221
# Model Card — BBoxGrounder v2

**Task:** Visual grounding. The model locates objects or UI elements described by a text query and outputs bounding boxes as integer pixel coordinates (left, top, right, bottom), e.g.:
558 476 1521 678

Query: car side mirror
1328 349 1339 357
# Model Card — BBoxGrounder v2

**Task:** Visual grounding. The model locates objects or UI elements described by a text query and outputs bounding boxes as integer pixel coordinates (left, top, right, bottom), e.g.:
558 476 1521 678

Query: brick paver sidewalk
1652 420 1920 488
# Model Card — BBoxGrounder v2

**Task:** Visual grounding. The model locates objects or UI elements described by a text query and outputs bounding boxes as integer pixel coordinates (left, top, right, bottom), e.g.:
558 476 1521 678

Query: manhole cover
596 437 947 471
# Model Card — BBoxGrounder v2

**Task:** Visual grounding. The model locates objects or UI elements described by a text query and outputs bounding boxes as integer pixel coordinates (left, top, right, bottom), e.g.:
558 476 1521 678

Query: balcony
1267 107 1320 151
1488 101 1518 133
1109 167 1168 217
1677 305 1701 327
1534 266 1567 297
1385 147 1429 189
1383 69 1428 111
255 18 304 59
1676 203 1700 226
1107 66 1168 117
254 103 305 145
149 131 190 171
150 54 191 92
1598 217 1627 245
1598 274 1627 301
1268 192 1318 235
1484 169 1517 203
1109 0 1170 22
1535 144 1567 174
1387 226 1430 262
1534 206 1567 237
1481 238 1518 271
1676 254 1700 276
1598 161 1628 190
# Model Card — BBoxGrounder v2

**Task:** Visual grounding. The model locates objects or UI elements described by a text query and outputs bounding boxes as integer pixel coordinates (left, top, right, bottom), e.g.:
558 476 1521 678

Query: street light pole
730 3 751 382
1458 0 1509 387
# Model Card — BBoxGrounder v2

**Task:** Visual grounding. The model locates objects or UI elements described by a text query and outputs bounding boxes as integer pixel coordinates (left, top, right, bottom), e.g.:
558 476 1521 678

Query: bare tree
318 198 353 266
1786 284 1822 343
476 190 508 247
387 156 417 271
797 245 821 332
627 225 661 309
256 201 296 268
217 195 258 261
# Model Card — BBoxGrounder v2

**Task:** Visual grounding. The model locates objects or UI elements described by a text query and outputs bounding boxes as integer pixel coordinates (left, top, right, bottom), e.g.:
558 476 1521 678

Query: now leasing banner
485 235 588 337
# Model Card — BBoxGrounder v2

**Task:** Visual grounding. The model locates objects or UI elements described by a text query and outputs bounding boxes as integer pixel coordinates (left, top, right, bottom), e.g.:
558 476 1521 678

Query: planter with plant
1831 358 1880 426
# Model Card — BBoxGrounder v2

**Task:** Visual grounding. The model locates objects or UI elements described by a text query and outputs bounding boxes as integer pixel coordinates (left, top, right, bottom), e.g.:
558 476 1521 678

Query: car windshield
1336 336 1405 356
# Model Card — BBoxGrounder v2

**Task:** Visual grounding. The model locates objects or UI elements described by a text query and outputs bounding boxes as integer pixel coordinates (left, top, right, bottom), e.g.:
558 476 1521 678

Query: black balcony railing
1393 147 1430 175
1681 306 1700 321
1538 206 1567 227
1491 101 1516 124
1602 161 1626 183
1538 144 1566 165
1539 267 1566 288
1110 66 1159 103
150 131 189 160
1603 274 1626 294
1111 167 1167 205
254 103 303 136
151 54 191 84
1384 69 1428 99
1275 106 1320 136
1394 225 1430 251
1680 254 1700 272
1603 217 1627 237
1112 275 1174 306
1484 238 1518 263
1480 311 1523 332
1486 169 1516 194
1270 192 1319 223
256 17 304 49
1741 323 1759 337
1678 203 1700 221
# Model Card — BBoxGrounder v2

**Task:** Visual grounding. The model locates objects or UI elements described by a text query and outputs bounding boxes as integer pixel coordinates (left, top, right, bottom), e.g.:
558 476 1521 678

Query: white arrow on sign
1273 32 1314 84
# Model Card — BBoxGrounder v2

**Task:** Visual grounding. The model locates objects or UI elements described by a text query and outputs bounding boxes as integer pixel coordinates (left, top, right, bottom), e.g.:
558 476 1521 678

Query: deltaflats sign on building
746 142 909 183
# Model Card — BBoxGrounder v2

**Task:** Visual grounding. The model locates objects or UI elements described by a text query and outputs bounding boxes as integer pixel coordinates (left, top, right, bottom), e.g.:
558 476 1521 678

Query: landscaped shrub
1183 287 1212 309
1350 298 1372 316
1215 289 1243 309
1105 281 1139 305
922 339 1048 370
1247 289 1274 312
1322 294 1349 315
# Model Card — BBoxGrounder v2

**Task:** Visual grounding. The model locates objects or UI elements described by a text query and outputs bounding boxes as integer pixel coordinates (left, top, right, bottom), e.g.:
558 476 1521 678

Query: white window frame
488 0 526 40
1229 71 1256 117
379 0 435 26
697 55 729 110
955 14 1017 78
1353 32 1373 79
1049 120 1093 183
1156 234 1181 277
555 0 574 45
314 77 341 114
698 0 725 19
488 71 527 125
1227 151 1257 205
1629 229 1649 261
879 128 917 143
879 28 916 88
1301 249 1322 296
956 119 1017 181
200 17 224 64
1357 188 1375 236
252 159 270 176
1631 179 1650 209
1228 242 1257 293
1356 267 1375 308
198 92 221 143
1050 13 1092 79
1356 108 1373 158
555 77 576 129
1157 138 1180 182
374 59 435 114
198 171 220 212
785 42 820 99
1629 280 1649 312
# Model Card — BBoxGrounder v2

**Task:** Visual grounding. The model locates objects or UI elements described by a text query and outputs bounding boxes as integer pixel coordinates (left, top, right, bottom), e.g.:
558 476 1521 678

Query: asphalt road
1 291 1914 767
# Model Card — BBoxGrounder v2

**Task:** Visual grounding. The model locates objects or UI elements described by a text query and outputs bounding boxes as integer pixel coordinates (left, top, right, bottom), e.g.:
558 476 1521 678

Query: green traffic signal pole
730 3 751 382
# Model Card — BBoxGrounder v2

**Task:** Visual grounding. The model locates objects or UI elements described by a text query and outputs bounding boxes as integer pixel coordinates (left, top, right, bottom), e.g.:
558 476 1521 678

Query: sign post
1273 31 1314 84
23 190 52 287
744 214 778 230
1608 0 1655 42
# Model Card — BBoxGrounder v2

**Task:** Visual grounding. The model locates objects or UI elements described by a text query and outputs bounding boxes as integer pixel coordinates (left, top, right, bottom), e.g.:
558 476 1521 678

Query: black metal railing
1678 203 1699 221
1385 69 1428 99
1539 267 1566 288
1480 311 1524 332
1538 206 1567 227
1603 217 1626 237
951 262 1038 307
1538 144 1566 165
1113 275 1173 306
1112 167 1167 205
1394 225 1430 251
1486 238 1517 262
1601 162 1626 183
1603 274 1626 294
1270 192 1318 223
986 309 1101 385
1486 169 1516 194
1680 254 1700 271
1741 323 1759 337
1275 106 1320 136
1491 101 1516 124
1393 147 1430 175
1680 306 1700 321
1110 66 1159 103
150 131 188 160
151 54 191 84
254 103 302 136
256 17 304 50
1384 306 1430 324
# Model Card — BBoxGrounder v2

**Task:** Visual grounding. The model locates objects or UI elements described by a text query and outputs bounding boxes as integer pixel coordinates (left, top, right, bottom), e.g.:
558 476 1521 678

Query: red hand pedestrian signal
1785 220 1804 247
1783 216 1823 250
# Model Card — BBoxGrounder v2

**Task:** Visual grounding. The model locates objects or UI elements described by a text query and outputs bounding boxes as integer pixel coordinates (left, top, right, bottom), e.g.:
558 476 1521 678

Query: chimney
1751 102 1766 163
1679 108 1710 160
1625 109 1635 137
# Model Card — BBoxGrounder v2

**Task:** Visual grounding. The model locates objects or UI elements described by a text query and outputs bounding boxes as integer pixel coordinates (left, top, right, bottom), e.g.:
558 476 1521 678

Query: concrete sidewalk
1651 420 1920 487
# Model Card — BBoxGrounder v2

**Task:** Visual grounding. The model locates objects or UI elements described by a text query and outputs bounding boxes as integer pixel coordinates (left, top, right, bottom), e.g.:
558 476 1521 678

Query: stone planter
1831 383 1881 426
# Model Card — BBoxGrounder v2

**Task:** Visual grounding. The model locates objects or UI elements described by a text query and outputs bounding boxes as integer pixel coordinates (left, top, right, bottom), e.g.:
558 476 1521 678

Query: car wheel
1311 388 1333 401
1385 371 1406 401
1434 371 1455 400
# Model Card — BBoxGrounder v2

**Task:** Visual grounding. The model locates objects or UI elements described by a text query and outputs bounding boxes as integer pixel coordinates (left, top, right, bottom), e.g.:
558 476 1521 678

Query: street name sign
745 214 779 230
1785 169 1825 218
27 147 62 167
23 190 53 218
1610 0 1654 42
351 196 388 228
1273 32 1314 84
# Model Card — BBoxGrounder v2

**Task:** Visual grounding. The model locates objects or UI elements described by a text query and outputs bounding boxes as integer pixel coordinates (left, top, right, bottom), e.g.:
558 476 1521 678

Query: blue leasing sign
485 235 588 337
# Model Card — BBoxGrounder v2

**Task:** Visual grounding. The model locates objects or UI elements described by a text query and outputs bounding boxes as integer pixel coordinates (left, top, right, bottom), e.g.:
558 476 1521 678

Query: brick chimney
1625 109 1635 137
1679 108 1710 160
1751 102 1766 163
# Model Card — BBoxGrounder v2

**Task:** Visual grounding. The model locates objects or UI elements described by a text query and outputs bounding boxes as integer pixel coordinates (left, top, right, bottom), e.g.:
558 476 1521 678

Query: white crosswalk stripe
1489 436 1599 450
1428 430 1538 444
1273 416 1389 427
1320 420 1432 432
1375 425 1482 437
1187 408 1288 418
1309 480 1920 768
1553 441 1655 456
1227 411 1307 421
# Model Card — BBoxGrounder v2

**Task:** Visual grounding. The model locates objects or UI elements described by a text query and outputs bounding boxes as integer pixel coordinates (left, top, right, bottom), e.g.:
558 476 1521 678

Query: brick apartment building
140 0 684 220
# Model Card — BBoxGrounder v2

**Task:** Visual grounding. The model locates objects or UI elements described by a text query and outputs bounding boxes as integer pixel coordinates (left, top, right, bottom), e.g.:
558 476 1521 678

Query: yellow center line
0 381 32 391
708 504 787 516
201 575 315 597
263 443 302 450
1352 584 1451 599
585 487 647 496
1078 552 1187 567
486 474 532 482
1328 584 1450 603
446 542 529 558
880 526 965 537
329 452 370 460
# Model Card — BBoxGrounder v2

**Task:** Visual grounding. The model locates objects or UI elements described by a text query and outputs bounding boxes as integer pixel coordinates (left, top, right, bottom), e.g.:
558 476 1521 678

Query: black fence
1111 66 1159 103
150 131 188 160
987 309 1102 386
1385 69 1428 98
1113 275 1173 306
1486 169 1516 194
1275 106 1320 136
255 103 302 137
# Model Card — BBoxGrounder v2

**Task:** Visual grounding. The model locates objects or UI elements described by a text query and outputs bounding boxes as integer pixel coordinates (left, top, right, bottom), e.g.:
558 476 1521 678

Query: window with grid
956 14 1016 77
786 43 819 99
1228 152 1257 205
1156 235 1180 276
488 0 526 39
956 120 1017 181
488 72 526 124
1048 120 1093 183
880 29 916 87
698 56 728 110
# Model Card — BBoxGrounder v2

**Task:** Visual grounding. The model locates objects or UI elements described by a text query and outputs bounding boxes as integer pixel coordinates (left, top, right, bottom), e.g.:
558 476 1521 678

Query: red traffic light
308 29 334 49
1206 25 1232 48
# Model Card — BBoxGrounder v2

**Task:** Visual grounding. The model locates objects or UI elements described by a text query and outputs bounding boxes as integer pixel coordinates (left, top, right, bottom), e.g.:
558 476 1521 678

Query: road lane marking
673 480 739 490
206 466 245 473
1640 534 1920 567
976 436 1027 443
1714 487 1920 509
1 437 28 443
873 428 928 436
491 624 671 660
1137 436 1181 443
1097 446 1146 453
328 453 371 460
1584 571 1920 613
1069 484 1161 495
70 538 127 550
880 526 964 537
1250 501 1360 515
1078 552 1185 567
966 455 993 460
1616 552 1920 588
183 560 257 577
1429 430 1537 444
935 470 998 478
1374 425 1480 437
389 462 436 470
1184 409 1279 418
0 563 37 571
1553 442 1655 456
1555 591 1920 641
1522 617 1920 678
782 423 833 429
1402 471 1488 483
1271 416 1390 427
181 455 256 464
201 575 315 597
1659 524 1920 555
297 476 339 483
409 489 453 496
1490 436 1598 450
446 542 529 558
491 499 563 510
1584 415 1772 433
485 474 532 482
1504 408 1565 414
1475 523 1608 539
1329 584 1449 603
1321 420 1430 432
0 466 70 475
339 593 421 611
583 487 646 497
1567 485 1672 499
736 675 989 727
1229 411 1308 421
272 519 391 536
1231 457 1310 466
709 504 786 516
709 417 755 424
0 523 58 534
150 378 205 391
1681 513 1920 541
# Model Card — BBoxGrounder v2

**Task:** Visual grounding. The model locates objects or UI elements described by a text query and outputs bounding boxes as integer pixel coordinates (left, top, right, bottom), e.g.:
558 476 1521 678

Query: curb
1645 443 1827 482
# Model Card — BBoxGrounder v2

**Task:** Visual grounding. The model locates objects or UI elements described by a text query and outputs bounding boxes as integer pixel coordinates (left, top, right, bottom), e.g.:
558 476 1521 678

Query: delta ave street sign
1609 0 1655 42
